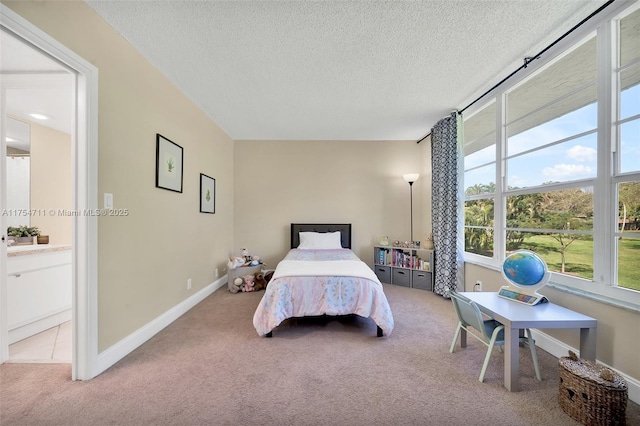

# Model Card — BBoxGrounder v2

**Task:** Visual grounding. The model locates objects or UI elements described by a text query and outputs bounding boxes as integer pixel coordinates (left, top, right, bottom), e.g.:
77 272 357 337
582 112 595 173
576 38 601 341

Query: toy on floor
241 274 255 292
229 277 244 294
254 272 268 291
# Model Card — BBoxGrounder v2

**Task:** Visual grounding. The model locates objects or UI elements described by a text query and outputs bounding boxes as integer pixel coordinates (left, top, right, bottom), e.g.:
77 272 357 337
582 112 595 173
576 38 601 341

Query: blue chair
448 291 542 382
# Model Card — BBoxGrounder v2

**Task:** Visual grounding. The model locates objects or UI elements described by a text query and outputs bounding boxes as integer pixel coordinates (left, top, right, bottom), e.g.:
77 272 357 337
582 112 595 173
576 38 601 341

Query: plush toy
241 248 251 264
229 277 244 294
228 257 245 270
241 274 255 292
254 272 268 291
264 270 275 283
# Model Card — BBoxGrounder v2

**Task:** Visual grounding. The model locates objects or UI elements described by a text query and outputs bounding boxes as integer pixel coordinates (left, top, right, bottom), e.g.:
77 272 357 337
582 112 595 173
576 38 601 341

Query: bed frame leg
265 331 272 338
377 326 383 337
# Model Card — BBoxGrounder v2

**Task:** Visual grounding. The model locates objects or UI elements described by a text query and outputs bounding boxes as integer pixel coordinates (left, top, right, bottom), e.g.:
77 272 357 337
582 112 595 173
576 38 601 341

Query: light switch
104 193 113 209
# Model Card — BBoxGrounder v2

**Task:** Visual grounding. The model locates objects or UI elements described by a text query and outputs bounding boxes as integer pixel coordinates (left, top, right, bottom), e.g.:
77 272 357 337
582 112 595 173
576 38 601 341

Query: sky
464 83 640 192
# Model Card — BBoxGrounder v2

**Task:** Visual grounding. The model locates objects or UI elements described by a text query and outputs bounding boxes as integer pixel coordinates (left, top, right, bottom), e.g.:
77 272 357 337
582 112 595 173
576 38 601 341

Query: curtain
430 111 464 296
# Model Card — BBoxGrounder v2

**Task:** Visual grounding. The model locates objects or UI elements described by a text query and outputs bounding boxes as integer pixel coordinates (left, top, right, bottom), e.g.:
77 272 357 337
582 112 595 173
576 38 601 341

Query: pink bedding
252 249 395 336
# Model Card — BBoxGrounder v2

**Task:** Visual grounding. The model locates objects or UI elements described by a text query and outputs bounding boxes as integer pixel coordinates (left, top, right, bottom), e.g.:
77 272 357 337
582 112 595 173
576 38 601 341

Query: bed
252 223 395 337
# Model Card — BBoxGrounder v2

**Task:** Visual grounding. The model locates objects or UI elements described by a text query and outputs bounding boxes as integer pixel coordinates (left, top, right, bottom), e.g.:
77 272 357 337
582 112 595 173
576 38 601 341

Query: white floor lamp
403 173 420 245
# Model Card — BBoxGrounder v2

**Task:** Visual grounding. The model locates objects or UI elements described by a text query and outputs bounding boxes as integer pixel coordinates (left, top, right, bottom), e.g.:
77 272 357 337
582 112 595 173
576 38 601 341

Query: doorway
2 31 74 364
1 5 98 380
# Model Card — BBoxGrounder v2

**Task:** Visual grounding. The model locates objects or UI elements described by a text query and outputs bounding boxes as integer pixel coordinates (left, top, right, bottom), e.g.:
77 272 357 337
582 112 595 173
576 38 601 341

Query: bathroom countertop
7 244 72 257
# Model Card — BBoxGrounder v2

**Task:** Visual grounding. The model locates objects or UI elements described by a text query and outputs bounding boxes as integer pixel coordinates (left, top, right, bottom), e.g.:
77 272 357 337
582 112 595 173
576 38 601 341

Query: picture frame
199 173 216 214
155 134 183 193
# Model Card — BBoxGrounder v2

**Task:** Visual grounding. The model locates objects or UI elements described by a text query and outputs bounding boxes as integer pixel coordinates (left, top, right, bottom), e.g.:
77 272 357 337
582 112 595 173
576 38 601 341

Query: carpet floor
1 284 638 425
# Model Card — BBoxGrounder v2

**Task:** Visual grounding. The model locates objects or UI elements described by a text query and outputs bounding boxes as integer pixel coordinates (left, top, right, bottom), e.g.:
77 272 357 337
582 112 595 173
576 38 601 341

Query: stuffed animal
241 248 251 264
228 257 245 270
264 270 275 283
228 277 244 294
241 274 255 292
254 272 268 291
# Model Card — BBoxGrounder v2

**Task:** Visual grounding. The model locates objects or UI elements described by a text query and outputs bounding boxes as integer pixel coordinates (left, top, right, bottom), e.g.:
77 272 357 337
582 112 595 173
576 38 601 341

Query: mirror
5 117 31 227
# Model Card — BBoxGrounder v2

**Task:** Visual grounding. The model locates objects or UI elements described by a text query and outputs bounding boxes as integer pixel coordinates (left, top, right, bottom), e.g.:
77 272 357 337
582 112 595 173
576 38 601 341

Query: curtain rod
416 0 615 144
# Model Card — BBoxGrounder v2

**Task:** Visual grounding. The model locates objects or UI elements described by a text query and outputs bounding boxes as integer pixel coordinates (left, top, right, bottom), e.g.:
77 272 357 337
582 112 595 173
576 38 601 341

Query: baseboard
96 275 227 376
8 308 72 344
531 329 640 404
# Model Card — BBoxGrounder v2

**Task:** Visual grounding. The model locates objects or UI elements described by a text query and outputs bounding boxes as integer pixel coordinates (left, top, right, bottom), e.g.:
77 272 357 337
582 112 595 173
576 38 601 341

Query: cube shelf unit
373 245 434 291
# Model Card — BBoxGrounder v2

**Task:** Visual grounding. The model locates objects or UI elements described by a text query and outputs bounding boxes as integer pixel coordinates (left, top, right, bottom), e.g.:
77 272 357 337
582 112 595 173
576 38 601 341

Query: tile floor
8 321 71 363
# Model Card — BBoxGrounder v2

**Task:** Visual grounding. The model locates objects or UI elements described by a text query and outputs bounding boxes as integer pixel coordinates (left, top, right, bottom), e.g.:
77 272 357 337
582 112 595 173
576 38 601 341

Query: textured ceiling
85 0 607 141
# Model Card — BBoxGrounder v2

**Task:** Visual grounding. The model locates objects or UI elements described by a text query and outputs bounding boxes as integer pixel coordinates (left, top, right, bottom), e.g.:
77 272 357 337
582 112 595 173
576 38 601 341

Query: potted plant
7 225 41 245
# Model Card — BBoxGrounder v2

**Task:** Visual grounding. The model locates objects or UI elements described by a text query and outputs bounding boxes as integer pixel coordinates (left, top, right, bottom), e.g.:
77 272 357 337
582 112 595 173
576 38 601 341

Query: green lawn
518 235 640 291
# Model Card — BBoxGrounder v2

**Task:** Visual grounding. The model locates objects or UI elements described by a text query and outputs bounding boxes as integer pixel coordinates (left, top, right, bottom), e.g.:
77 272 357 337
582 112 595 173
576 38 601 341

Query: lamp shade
403 173 420 183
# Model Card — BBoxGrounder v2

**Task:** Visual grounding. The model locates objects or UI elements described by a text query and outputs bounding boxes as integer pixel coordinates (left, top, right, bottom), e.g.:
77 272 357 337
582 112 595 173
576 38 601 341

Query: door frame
0 5 99 380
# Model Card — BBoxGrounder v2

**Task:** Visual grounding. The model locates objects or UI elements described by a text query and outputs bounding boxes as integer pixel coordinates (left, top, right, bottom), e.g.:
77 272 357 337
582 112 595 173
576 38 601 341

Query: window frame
461 1 640 310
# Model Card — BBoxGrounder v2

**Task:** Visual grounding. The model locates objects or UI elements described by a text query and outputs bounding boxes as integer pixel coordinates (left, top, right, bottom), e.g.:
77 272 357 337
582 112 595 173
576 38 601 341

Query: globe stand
498 250 550 306
497 286 548 306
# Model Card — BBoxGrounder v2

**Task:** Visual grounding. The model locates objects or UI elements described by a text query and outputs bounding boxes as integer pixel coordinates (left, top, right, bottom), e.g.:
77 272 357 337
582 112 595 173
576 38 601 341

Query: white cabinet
373 246 434 291
7 248 72 343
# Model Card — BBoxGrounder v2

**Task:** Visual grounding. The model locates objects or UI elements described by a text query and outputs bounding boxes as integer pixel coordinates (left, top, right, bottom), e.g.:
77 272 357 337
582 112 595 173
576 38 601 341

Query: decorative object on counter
7 226 40 245
199 173 216 213
155 133 183 193
423 233 434 250
379 235 389 246
37 235 49 244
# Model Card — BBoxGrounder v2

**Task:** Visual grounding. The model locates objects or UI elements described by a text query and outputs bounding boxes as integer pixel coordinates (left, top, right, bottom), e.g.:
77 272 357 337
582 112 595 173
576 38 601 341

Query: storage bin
392 268 410 287
228 264 263 292
374 265 391 284
558 351 628 425
412 270 432 291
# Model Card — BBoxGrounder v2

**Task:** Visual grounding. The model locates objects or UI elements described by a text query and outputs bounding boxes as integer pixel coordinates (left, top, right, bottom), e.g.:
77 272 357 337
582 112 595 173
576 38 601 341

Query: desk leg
580 327 597 361
460 327 467 348
504 327 519 392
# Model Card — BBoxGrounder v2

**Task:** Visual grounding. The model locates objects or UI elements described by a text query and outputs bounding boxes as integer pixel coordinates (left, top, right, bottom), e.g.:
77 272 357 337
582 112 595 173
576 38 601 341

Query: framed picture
155 134 183 193
200 173 216 214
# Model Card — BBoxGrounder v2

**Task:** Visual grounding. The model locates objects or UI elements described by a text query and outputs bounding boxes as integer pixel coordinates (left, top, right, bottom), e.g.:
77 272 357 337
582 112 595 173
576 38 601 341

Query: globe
502 250 547 288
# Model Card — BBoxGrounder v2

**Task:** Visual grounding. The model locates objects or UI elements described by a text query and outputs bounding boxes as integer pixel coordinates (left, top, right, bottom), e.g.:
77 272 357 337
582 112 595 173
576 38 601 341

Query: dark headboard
290 223 352 249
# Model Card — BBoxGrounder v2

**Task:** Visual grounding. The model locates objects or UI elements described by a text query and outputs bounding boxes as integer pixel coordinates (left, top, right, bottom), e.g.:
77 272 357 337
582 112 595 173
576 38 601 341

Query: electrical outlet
215 268 219 278
187 278 192 290
474 280 482 292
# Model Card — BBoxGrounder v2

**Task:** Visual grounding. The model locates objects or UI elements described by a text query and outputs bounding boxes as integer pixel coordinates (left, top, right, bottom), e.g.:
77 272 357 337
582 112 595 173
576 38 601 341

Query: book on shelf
378 248 386 265
376 246 431 270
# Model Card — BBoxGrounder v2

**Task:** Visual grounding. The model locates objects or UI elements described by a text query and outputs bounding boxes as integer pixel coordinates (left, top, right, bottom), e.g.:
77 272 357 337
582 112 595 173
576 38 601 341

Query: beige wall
464 263 640 381
4 1 235 351
30 122 72 246
234 139 432 268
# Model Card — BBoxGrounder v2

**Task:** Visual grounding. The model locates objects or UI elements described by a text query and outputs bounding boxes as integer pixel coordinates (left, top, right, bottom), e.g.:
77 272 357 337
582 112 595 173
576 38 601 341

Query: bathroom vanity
7 244 72 344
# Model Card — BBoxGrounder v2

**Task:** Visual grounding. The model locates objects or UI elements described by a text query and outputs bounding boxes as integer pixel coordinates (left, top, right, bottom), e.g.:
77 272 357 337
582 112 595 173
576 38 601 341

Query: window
464 101 496 257
615 7 640 293
463 3 640 305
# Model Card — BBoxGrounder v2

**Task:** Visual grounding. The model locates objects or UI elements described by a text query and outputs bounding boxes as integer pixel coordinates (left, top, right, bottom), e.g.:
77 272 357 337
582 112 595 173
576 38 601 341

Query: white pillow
297 231 342 249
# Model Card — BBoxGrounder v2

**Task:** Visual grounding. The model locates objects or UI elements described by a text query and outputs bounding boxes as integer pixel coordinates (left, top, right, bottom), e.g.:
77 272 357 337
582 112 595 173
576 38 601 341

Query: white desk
459 292 597 392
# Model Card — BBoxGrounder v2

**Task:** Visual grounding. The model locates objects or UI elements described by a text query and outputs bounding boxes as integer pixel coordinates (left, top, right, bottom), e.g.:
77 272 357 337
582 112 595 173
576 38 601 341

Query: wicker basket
558 351 628 425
